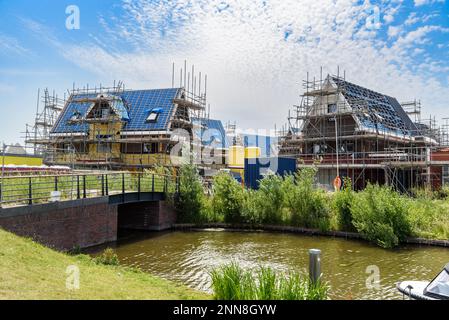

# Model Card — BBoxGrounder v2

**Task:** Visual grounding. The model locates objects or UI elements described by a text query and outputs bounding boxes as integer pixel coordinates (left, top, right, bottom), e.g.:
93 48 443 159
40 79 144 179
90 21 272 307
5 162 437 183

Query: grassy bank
0 229 209 300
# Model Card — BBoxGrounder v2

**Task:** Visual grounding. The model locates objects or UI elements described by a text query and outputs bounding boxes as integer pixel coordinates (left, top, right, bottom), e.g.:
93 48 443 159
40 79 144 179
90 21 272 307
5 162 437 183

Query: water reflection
88 230 449 300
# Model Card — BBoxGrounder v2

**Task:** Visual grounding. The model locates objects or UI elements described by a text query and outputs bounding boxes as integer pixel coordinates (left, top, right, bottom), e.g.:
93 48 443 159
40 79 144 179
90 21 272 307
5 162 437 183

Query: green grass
210 263 328 300
0 229 209 300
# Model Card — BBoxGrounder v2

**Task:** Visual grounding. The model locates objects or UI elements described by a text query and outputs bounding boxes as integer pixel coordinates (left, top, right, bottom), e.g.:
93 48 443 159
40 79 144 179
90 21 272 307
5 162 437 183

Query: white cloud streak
414 0 445 6
0 33 29 56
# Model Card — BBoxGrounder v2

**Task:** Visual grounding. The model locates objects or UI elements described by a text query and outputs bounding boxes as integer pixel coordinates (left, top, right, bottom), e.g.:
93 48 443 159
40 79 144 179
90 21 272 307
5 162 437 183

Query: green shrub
201 196 223 223
333 178 355 232
250 174 286 224
95 248 119 266
411 186 449 201
241 189 261 224
283 168 331 231
434 186 449 200
408 198 449 240
350 184 412 248
411 187 436 200
176 165 206 223
210 263 328 300
212 172 245 223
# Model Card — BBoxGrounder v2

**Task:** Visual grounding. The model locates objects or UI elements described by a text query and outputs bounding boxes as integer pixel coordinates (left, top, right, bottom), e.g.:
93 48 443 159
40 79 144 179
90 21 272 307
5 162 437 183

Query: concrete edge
172 223 449 248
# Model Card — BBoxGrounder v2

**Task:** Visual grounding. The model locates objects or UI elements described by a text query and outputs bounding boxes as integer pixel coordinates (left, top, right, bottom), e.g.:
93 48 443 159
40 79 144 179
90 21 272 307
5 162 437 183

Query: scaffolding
24 89 65 155
279 69 445 191
24 62 211 171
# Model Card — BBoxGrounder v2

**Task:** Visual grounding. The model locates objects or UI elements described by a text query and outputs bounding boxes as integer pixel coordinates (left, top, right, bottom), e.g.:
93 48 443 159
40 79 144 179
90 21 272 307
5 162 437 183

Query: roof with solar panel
51 88 181 134
330 76 419 137
192 117 228 149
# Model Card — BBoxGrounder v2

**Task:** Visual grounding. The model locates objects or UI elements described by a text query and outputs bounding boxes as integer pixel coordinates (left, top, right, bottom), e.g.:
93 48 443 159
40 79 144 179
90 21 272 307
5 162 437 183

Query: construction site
20 63 449 192
278 69 449 192
23 62 228 174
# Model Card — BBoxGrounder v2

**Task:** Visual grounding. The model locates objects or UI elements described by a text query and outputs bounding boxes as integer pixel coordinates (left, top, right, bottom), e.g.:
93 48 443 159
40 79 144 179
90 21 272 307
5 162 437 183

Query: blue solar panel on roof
332 77 418 136
51 88 180 134
192 118 228 148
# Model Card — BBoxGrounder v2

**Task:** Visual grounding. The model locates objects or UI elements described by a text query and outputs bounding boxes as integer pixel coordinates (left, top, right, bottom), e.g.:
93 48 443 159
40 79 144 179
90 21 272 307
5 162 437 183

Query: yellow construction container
228 146 245 168
245 147 261 159
1 155 43 166
228 146 262 169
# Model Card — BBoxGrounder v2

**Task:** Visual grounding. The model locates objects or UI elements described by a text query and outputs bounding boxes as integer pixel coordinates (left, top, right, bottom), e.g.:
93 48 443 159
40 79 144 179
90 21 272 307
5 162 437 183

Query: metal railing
0 172 179 208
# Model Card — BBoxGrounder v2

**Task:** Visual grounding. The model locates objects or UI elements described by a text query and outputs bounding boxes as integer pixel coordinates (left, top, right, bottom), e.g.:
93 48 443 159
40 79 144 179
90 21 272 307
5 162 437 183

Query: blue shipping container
244 157 297 189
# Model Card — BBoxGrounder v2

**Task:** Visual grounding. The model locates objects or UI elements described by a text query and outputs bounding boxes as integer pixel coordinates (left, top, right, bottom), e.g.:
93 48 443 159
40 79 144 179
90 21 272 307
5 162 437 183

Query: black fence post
77 175 80 199
28 177 32 205
164 176 167 193
101 174 105 196
105 174 109 196
83 175 86 199
122 173 125 203
54 176 58 191
152 174 155 193
138 173 141 200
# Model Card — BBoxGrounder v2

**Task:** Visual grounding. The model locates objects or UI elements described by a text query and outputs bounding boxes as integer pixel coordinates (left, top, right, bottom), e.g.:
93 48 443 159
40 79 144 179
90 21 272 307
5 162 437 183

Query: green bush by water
212 172 245 223
210 263 328 300
176 165 207 223
174 164 449 249
243 174 287 225
333 177 355 232
283 168 331 231
350 184 412 248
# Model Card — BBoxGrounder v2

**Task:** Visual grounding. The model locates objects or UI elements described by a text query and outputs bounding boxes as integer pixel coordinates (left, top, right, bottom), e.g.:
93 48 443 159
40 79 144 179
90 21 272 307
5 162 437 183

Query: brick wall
0 197 117 251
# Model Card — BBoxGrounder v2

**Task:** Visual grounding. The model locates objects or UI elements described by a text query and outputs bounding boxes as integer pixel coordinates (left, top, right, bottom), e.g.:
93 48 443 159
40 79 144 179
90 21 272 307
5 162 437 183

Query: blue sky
0 0 448 144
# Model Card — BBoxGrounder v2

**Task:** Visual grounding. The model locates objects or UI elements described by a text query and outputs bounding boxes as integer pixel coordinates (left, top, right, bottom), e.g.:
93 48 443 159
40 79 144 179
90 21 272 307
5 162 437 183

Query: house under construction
25 64 228 171
279 73 449 191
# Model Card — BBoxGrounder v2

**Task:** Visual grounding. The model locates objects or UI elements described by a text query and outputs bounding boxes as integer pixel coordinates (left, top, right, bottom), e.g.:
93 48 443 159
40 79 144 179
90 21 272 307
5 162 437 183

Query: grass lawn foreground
0 229 209 300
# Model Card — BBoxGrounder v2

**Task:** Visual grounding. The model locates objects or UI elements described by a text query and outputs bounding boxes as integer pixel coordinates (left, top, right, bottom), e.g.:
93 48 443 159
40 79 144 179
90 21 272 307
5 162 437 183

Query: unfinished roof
51 88 181 134
331 77 419 137
192 117 228 149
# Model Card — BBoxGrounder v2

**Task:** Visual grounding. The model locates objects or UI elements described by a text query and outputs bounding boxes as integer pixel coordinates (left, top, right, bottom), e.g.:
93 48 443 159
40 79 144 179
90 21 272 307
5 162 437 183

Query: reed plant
210 263 328 300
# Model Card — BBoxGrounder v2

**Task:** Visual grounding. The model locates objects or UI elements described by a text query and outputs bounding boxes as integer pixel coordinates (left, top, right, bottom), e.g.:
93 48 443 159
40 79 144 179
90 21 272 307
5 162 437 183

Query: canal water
89 230 449 300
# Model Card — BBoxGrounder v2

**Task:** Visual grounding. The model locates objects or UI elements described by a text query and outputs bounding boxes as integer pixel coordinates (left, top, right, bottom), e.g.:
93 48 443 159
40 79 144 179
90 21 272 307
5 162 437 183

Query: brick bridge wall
0 197 118 251
0 197 177 251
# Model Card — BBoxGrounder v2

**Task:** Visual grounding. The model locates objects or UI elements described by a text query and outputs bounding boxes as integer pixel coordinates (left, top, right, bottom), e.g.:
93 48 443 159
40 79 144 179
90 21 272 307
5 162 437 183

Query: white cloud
414 0 445 6
405 12 419 25
383 4 400 24
387 26 402 38
394 25 449 47
22 0 449 131
0 33 29 56
413 48 425 55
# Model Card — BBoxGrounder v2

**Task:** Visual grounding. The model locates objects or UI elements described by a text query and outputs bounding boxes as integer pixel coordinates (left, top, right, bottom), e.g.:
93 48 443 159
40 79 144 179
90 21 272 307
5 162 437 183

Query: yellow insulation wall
1 155 43 166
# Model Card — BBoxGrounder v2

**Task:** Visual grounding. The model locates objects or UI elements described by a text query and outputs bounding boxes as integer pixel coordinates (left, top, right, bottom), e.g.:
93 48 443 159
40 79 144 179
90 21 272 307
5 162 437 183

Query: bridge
0 172 180 250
